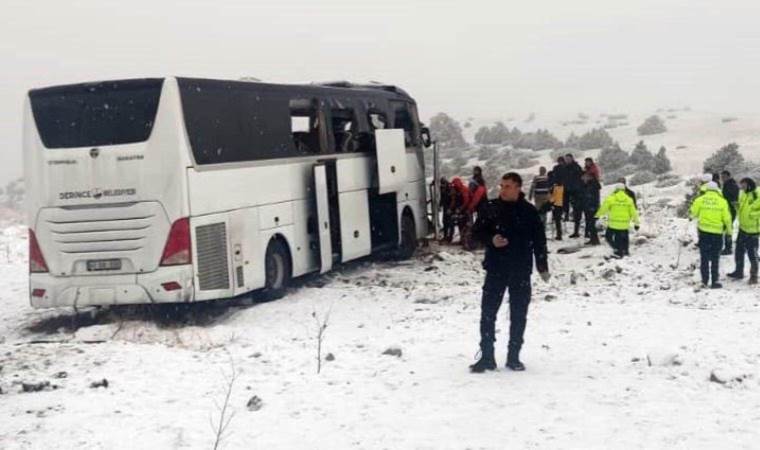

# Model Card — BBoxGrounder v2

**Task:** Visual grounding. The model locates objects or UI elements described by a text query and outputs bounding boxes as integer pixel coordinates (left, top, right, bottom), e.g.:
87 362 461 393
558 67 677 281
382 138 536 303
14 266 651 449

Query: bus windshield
29 78 164 149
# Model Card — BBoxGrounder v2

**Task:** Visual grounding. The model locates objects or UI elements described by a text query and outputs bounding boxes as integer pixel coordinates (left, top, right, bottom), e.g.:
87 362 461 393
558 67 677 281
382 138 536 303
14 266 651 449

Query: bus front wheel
263 239 292 301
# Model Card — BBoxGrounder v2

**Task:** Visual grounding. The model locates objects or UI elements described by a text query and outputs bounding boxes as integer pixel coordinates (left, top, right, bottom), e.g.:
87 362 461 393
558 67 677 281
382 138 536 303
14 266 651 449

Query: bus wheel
263 239 291 301
397 213 417 260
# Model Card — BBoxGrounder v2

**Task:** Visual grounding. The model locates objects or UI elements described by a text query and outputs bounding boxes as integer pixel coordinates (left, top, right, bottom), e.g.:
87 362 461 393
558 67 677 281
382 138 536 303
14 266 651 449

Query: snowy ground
2 194 760 449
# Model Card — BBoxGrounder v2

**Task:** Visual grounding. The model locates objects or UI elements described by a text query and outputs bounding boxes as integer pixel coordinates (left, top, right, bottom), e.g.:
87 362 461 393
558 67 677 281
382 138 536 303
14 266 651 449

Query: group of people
689 170 760 288
528 154 639 258
465 164 760 374
438 166 488 249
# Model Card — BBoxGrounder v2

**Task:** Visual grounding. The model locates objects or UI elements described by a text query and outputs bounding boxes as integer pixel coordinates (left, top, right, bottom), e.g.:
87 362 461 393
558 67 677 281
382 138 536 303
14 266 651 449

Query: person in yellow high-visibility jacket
690 181 733 288
595 184 640 258
727 178 760 284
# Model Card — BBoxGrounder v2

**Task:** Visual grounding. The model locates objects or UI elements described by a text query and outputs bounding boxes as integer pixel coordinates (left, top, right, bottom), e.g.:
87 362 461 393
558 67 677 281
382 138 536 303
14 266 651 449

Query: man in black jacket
721 170 740 255
564 154 584 233
469 172 551 372
580 172 602 245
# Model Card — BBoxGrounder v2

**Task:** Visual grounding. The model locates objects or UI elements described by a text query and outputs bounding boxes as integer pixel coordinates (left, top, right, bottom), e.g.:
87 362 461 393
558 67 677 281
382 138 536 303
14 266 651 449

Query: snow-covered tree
703 143 745 175
597 144 629 171
653 146 672 174
637 115 667 136
629 141 657 171
430 113 467 149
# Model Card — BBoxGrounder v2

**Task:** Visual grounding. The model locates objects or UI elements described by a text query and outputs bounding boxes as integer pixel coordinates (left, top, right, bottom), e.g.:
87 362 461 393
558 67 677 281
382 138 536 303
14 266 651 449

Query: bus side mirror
420 127 432 148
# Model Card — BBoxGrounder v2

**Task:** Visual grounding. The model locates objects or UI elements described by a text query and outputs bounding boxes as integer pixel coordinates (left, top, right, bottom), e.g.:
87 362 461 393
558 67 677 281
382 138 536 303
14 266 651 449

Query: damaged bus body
24 77 431 308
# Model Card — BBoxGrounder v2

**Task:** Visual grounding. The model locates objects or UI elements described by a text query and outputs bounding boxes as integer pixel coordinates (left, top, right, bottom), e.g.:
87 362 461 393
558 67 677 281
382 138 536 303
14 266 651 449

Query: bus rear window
29 79 164 149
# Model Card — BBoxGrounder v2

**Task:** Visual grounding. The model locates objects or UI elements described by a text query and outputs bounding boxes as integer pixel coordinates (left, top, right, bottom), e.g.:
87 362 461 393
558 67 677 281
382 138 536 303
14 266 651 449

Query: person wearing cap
720 170 740 255
596 184 640 258
690 181 733 288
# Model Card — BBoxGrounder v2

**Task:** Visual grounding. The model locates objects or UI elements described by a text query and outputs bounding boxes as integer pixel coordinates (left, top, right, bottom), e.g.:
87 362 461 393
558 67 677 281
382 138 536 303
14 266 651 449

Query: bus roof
29 77 416 104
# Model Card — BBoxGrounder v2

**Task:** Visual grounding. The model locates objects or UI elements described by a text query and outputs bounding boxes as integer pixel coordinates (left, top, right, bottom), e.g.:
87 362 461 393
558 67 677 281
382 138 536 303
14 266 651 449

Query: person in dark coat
564 153 584 233
550 157 567 190
469 172 551 373
439 177 454 243
580 172 602 245
720 170 740 254
529 166 551 228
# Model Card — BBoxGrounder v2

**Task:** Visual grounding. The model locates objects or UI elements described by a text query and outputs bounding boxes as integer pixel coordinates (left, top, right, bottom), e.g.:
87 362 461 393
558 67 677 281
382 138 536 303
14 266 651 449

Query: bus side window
331 108 358 153
362 111 387 153
290 99 322 155
390 101 419 147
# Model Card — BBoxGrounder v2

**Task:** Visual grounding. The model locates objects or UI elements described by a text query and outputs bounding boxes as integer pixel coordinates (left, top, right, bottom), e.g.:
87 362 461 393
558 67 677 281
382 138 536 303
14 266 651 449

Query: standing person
728 178 760 284
584 157 602 181
720 170 740 255
529 166 551 228
596 184 640 258
439 177 454 243
469 166 484 192
550 156 567 214
564 154 584 233
690 181 733 288
469 172 550 373
580 172 601 245
450 177 471 245
550 156 567 187
464 173 488 250
618 177 638 210
550 180 565 240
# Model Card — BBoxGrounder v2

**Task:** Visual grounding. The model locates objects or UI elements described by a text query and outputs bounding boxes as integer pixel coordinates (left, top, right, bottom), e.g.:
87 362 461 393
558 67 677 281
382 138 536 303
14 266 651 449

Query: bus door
375 129 407 194
313 164 333 273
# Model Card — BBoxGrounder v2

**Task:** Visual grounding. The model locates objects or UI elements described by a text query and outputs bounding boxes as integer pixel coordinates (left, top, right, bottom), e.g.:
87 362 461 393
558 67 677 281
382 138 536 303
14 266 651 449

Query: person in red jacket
450 177 471 245
464 173 488 249
584 157 602 181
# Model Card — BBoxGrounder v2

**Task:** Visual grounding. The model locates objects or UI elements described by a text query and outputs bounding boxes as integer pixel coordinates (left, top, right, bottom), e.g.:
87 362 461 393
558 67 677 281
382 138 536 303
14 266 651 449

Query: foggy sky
2 0 759 184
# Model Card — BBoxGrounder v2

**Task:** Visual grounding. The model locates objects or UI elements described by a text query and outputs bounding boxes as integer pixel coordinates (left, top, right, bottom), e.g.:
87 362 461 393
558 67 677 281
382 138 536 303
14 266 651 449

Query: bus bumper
29 265 195 308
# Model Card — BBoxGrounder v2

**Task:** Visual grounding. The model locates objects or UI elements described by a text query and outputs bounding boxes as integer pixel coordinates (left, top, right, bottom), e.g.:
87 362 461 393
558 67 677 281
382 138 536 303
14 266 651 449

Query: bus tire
263 239 292 301
397 212 417 260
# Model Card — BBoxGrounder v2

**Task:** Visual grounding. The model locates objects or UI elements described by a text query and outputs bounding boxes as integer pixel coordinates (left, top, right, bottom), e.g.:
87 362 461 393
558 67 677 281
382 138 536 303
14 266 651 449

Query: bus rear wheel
263 239 291 301
397 213 417 260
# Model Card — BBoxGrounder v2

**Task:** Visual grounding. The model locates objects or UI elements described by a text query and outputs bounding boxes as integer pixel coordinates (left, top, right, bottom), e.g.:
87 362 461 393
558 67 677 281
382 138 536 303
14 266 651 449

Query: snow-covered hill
1 197 760 448
460 110 760 176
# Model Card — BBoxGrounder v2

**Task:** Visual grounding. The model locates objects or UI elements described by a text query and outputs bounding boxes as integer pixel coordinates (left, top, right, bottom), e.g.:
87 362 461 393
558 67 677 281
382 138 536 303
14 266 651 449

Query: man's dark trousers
479 271 531 358
699 231 723 285
734 230 759 277
605 229 629 255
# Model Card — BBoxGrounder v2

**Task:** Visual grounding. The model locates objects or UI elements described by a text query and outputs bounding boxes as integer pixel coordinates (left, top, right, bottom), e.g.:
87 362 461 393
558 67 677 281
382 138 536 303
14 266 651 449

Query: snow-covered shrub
629 170 657 186
629 141 657 171
637 115 667 136
655 173 682 188
476 145 498 161
598 144 630 172
603 164 637 184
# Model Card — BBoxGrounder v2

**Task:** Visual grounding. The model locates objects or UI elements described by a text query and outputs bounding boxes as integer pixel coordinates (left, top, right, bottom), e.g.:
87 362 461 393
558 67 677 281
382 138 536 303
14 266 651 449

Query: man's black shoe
721 249 733 256
727 271 743 279
710 282 723 289
469 356 496 373
569 233 580 238
506 360 526 371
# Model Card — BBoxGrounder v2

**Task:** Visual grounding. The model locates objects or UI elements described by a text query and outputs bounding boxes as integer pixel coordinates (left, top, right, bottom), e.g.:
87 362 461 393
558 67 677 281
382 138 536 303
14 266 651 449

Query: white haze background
1 0 759 183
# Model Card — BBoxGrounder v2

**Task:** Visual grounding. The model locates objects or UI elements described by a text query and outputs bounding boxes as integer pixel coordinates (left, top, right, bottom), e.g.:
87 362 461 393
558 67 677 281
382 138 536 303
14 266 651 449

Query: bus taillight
160 218 191 266
29 229 49 273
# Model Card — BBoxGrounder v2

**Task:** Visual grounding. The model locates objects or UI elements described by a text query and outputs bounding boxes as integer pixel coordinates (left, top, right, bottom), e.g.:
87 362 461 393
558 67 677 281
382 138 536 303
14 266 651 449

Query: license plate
86 259 122 271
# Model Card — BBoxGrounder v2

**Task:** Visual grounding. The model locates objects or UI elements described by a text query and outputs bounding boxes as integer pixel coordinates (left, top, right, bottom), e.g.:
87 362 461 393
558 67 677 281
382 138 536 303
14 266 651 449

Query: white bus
24 77 432 308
